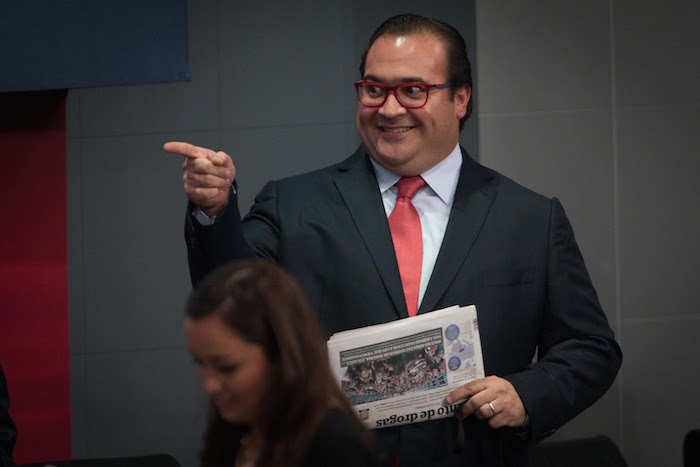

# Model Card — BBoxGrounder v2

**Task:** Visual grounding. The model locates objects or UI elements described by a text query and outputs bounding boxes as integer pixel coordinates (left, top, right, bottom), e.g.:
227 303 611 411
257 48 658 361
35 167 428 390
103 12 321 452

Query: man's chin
371 152 421 176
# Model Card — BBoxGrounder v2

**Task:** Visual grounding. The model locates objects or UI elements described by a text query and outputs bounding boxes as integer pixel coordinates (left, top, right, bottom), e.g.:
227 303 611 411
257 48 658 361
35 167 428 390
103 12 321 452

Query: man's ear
454 85 471 119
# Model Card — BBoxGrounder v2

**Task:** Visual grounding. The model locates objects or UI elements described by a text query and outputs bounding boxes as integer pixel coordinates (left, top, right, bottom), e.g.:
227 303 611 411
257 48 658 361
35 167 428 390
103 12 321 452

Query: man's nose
378 91 407 117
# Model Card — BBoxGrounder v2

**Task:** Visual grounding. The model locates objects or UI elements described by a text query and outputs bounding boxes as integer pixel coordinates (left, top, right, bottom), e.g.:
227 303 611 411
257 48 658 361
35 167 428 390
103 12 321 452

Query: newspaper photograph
327 305 484 429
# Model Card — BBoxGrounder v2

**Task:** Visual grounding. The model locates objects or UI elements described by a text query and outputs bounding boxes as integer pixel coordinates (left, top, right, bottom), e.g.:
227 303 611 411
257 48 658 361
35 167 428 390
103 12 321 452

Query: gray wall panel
476 0 611 114
79 135 190 353
618 107 700 319
614 0 700 106
83 350 203 466
218 2 355 129
622 319 700 467
477 0 700 464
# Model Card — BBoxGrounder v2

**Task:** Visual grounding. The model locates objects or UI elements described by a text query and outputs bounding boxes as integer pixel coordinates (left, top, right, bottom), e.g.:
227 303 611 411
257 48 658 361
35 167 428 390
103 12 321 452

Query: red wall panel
0 90 70 463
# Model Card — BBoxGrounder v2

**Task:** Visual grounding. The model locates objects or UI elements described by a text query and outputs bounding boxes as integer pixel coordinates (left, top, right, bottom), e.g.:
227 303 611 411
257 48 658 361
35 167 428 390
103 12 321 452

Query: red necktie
388 176 426 318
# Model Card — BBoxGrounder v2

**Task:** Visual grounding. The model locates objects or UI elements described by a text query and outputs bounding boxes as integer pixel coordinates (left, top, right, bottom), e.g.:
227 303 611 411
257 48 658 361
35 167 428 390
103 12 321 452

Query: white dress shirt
370 144 463 307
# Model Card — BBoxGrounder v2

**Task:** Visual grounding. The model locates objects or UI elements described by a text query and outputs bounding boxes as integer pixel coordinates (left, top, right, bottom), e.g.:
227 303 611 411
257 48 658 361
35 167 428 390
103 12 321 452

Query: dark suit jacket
185 147 622 467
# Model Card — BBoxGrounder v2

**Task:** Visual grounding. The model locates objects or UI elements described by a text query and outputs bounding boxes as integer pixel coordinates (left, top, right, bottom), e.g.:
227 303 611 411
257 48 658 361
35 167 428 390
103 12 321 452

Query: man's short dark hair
359 13 474 130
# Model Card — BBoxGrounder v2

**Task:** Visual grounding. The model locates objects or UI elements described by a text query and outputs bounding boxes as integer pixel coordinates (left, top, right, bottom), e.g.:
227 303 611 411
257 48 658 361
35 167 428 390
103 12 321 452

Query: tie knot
396 176 426 199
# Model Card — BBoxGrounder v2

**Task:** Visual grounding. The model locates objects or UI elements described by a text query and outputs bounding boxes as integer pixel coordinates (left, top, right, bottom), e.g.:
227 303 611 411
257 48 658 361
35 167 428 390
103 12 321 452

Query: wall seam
609 0 624 452
75 91 90 457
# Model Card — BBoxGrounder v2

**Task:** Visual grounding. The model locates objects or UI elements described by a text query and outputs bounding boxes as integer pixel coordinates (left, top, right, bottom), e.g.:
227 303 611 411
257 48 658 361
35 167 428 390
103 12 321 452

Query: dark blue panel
0 0 191 92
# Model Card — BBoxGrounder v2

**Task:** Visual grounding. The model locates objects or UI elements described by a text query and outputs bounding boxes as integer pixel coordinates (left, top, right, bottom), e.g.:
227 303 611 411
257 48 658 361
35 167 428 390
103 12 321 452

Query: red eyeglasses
354 81 454 109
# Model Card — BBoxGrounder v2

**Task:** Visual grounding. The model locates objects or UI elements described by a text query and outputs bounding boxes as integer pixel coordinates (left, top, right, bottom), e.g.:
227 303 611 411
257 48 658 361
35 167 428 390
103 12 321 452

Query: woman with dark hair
184 259 380 467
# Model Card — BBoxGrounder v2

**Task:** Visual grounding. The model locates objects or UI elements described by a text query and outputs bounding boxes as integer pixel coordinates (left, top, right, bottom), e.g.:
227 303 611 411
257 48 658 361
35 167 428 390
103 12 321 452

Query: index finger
163 141 212 160
445 378 488 404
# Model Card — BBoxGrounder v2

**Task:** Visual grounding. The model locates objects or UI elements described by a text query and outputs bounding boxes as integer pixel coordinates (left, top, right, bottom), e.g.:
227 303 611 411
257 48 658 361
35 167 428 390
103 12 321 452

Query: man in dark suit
165 13 621 467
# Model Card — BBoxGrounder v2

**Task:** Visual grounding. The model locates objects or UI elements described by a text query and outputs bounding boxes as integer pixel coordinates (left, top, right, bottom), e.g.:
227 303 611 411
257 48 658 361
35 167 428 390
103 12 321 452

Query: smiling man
355 32 470 177
165 14 621 467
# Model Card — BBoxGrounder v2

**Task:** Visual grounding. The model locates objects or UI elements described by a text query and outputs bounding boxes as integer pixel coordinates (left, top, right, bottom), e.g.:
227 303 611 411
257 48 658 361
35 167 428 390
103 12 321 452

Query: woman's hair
186 259 361 467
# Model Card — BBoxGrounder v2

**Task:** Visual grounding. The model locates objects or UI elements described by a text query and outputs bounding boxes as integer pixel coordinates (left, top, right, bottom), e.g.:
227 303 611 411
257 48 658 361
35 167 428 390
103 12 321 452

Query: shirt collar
370 143 463 205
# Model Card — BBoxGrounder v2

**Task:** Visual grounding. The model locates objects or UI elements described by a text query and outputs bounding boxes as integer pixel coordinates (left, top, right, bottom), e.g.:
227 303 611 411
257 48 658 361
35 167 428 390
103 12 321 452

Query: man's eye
402 85 426 96
365 85 384 97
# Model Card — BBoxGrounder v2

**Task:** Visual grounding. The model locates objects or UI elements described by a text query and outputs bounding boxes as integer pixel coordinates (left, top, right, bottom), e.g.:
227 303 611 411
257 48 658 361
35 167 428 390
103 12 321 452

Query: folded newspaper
327 305 484 429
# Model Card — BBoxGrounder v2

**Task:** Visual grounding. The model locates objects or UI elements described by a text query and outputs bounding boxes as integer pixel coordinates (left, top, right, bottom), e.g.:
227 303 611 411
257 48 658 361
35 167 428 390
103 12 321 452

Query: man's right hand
163 141 236 218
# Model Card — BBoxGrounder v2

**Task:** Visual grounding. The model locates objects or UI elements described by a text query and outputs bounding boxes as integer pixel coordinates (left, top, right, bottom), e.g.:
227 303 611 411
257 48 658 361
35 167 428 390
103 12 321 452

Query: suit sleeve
184 182 281 286
506 198 622 441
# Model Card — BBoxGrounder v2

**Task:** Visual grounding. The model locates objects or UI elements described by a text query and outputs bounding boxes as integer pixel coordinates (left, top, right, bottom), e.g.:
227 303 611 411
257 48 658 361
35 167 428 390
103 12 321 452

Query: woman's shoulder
319 407 364 433
302 408 381 467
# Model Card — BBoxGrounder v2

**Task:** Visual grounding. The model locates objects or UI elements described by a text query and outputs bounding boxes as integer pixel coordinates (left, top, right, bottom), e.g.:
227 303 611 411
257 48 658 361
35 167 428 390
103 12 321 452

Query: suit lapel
333 148 408 318
419 151 497 314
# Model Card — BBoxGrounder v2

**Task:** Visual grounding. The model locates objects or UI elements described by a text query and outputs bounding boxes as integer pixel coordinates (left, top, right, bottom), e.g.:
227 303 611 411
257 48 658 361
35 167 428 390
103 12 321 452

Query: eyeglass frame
354 80 456 109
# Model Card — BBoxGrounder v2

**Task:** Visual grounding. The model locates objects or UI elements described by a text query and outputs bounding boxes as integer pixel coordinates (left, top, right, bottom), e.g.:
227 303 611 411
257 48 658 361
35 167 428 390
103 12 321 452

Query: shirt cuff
193 207 216 225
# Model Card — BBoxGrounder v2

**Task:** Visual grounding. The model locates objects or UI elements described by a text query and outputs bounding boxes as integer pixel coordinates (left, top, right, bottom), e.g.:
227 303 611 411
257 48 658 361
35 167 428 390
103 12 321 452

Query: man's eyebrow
363 74 428 84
